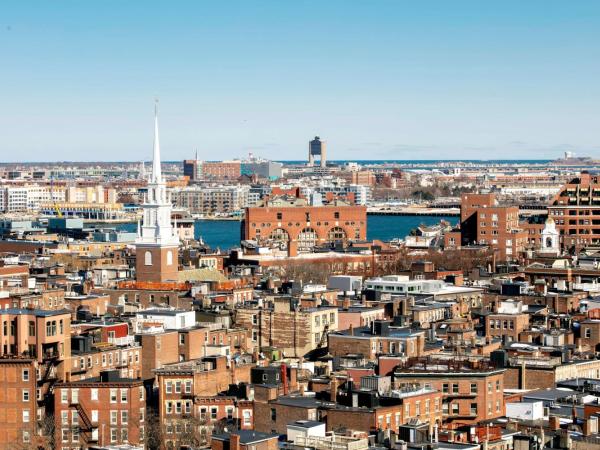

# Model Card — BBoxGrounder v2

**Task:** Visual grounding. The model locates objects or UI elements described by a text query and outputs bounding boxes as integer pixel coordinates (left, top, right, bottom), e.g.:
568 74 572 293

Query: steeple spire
152 99 162 183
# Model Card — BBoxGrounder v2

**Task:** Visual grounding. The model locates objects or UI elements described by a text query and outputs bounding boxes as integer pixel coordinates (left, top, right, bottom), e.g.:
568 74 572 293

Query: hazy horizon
2 1 600 162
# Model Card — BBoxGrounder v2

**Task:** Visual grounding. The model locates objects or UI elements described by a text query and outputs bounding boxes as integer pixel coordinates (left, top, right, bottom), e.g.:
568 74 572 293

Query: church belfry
135 103 180 282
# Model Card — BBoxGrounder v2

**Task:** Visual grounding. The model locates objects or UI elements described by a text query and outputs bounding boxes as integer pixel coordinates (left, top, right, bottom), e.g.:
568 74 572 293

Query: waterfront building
242 197 367 256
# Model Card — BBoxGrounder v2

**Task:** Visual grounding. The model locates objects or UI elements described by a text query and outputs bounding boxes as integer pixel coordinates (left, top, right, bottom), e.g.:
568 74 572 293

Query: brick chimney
330 377 338 402
549 416 560 431
230 433 241 450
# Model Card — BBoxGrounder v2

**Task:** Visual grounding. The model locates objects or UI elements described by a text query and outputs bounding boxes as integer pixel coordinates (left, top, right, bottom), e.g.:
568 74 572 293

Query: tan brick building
235 298 338 357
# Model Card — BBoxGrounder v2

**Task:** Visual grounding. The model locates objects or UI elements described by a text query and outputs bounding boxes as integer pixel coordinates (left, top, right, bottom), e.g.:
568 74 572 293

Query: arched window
144 251 152 266
298 227 318 252
166 250 173 266
269 228 290 250
327 227 347 243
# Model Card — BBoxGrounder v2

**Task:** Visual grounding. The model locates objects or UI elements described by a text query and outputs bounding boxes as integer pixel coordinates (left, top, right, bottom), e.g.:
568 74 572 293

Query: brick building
242 203 367 256
548 172 600 249
139 326 250 381
0 308 71 368
0 358 40 449
327 387 443 436
54 371 146 449
211 431 279 450
235 297 338 357
155 356 253 447
328 320 426 360
459 193 527 261
203 161 242 180
393 358 505 428
484 300 531 344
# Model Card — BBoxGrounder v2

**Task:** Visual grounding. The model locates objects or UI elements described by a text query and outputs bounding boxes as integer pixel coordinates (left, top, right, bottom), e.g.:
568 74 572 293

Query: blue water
118 216 456 251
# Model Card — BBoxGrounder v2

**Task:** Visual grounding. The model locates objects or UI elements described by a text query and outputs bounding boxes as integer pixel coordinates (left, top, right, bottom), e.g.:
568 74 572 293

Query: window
487 382 492 393
442 383 449 393
110 389 117 403
451 404 459 415
121 410 128 424
184 380 192 394
120 389 128 403
22 409 30 423
452 383 459 394
91 388 98 401
270 408 276 421
110 411 117 425
166 402 173 414
91 410 98 423
165 381 172 394
144 251 152 266
496 380 501 392
175 381 181 393
470 403 477 415
243 410 252 426
22 368 30 381
139 386 145 400
71 389 79 404
62 429 69 443
22 389 30 402
167 250 173 266
22 430 30 443
140 408 145 423
121 428 128 442
276 212 282 220
61 389 68 404
415 401 421 415
28 321 35 337
61 411 69 425
110 428 117 443
585 328 592 338
470 383 477 394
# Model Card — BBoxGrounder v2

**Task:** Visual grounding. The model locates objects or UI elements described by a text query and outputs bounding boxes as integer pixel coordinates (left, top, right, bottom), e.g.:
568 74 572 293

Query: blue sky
1 1 599 162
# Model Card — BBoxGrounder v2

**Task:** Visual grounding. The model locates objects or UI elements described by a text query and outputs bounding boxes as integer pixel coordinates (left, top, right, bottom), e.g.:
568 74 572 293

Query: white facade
505 401 545 421
135 309 196 332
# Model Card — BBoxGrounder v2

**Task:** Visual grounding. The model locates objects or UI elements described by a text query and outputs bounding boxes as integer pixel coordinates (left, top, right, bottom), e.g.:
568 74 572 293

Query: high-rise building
308 136 327 167
135 106 180 283
183 150 202 181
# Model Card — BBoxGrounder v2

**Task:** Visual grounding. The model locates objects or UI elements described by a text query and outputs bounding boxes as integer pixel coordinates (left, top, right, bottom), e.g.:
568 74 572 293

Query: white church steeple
135 103 180 283
136 103 179 248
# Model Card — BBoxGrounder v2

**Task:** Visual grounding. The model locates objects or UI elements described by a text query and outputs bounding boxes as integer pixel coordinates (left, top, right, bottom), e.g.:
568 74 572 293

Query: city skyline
2 1 600 162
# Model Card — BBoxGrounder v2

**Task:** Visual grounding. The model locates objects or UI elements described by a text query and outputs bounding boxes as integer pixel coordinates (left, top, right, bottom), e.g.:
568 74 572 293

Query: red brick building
0 359 41 449
54 371 146 449
243 204 367 256
393 358 505 429
203 161 242 180
459 193 527 261
548 172 600 249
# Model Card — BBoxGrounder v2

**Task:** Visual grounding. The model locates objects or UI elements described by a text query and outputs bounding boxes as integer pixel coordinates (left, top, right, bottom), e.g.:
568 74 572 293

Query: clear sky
1 1 599 162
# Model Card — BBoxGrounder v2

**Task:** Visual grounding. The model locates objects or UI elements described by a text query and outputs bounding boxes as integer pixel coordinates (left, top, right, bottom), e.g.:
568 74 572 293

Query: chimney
549 416 560 431
330 377 338 402
230 433 241 450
